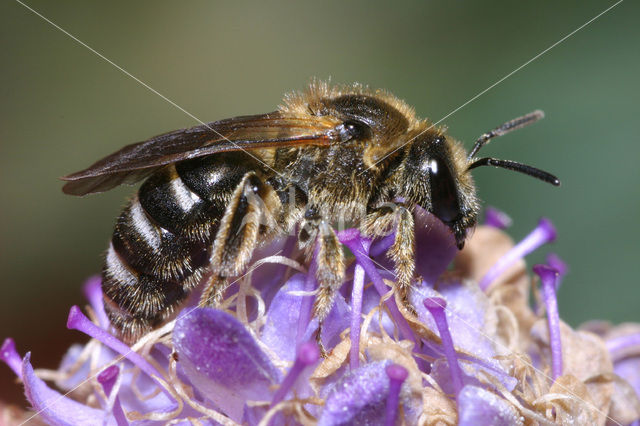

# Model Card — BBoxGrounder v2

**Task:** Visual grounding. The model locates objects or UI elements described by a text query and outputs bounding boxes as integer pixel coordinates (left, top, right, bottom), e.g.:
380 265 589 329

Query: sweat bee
62 81 559 344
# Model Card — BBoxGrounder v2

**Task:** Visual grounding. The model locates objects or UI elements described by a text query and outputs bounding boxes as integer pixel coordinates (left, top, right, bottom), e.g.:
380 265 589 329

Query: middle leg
199 172 282 307
298 207 345 351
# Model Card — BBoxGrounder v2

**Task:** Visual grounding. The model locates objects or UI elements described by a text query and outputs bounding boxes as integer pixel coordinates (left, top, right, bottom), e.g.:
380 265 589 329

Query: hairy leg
298 207 345 354
199 172 281 307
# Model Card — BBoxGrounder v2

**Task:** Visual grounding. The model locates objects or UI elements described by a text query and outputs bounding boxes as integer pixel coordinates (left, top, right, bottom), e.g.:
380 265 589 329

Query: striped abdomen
102 154 256 343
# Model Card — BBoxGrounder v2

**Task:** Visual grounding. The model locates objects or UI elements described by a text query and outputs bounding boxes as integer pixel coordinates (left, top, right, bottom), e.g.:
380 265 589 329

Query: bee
62 81 559 344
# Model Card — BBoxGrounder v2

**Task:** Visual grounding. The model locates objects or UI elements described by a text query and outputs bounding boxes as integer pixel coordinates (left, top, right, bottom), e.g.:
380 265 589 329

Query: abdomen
102 154 256 343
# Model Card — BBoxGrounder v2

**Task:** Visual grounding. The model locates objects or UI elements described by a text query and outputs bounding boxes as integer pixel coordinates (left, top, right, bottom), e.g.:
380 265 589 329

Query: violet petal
411 282 496 360
261 273 350 362
614 357 640 401
22 353 114 426
297 249 319 345
82 275 109 329
173 308 281 421
457 385 523 426
608 332 640 362
413 206 458 285
1 338 22 379
261 273 307 361
318 360 392 426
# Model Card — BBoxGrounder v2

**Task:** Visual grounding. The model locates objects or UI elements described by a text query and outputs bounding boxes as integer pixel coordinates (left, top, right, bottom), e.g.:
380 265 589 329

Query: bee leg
299 209 345 354
390 207 416 313
199 172 281 307
362 203 416 315
199 274 227 307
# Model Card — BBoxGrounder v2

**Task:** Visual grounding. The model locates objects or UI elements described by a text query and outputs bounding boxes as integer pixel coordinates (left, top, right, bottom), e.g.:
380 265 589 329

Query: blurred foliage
1 0 638 403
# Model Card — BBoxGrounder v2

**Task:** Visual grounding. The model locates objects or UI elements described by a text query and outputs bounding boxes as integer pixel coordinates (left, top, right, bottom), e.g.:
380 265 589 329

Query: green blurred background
1 1 638 404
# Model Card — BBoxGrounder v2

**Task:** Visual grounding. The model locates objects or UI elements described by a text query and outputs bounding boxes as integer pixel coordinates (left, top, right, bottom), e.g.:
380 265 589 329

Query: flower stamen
97 365 128 426
350 239 371 369
385 363 408 426
480 218 556 291
484 206 512 229
66 306 169 396
271 341 320 407
82 276 109 329
533 264 563 381
546 253 568 289
340 231 416 345
423 297 464 396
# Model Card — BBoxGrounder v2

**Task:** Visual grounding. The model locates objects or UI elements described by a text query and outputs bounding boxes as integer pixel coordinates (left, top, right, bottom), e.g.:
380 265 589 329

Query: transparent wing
61 112 338 195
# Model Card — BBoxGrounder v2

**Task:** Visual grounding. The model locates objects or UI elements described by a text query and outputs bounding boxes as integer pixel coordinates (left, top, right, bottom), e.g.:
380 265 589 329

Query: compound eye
426 156 462 224
337 120 370 142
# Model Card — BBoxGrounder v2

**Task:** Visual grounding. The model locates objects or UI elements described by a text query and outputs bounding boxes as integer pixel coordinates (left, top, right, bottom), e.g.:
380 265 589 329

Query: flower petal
615 357 640 402
413 207 458 285
318 359 420 426
411 281 517 390
411 281 499 360
261 273 350 362
22 353 114 426
260 273 307 361
457 385 522 426
318 360 392 426
173 308 281 421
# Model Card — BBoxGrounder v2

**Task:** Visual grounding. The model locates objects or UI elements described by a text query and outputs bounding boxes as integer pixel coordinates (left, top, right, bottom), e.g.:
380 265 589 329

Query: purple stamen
271 341 320 407
66 306 171 398
546 253 568 289
82 275 109 329
385 364 408 426
423 297 464 396
339 233 416 345
297 250 319 346
484 206 512 230
606 333 640 362
97 365 129 426
1 338 23 379
533 265 563 381
479 218 556 291
350 239 371 369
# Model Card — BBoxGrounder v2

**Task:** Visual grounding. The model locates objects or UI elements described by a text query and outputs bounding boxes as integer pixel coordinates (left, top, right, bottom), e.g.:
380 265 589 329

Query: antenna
467 110 545 160
467 157 560 186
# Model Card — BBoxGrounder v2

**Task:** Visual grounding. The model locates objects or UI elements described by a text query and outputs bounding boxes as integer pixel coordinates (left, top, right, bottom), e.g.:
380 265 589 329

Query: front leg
199 172 281 307
361 203 416 310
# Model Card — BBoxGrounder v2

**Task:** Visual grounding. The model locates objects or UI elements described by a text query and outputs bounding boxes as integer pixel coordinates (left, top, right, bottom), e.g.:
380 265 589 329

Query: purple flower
2 206 639 425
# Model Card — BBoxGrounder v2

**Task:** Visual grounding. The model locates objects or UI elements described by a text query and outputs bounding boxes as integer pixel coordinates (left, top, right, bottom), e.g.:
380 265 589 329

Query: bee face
63 81 559 343
400 132 478 248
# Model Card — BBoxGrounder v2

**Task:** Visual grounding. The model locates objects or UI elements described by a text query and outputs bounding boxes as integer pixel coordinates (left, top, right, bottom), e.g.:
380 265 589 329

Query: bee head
403 133 476 249
402 111 560 249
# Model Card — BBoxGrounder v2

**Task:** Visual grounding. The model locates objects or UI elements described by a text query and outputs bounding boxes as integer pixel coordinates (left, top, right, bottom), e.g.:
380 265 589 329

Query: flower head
2 205 639 425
